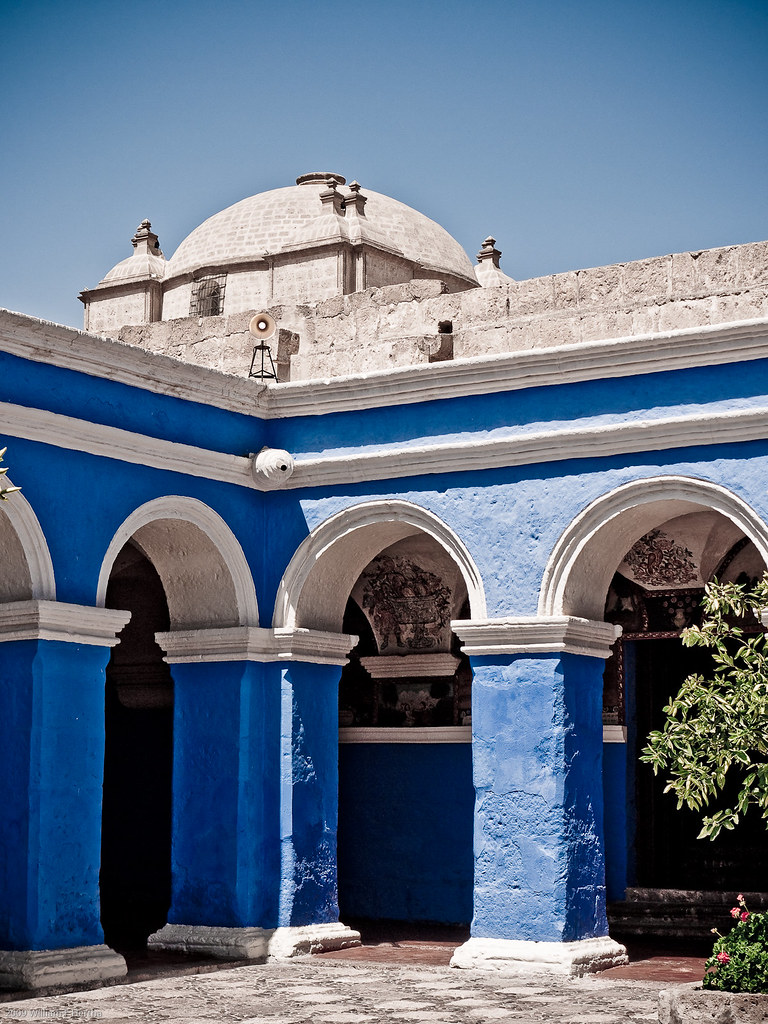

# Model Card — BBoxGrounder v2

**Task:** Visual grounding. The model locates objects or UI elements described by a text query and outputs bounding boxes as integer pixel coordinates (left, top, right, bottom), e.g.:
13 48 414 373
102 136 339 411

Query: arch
273 499 487 632
97 496 258 629
0 479 56 601
539 476 768 620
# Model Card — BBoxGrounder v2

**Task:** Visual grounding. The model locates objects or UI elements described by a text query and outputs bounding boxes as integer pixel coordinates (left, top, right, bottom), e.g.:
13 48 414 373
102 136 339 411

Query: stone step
608 889 768 941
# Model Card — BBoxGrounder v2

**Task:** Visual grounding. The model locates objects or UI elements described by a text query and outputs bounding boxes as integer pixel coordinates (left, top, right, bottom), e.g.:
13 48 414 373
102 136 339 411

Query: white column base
148 922 361 961
0 944 127 990
450 936 628 976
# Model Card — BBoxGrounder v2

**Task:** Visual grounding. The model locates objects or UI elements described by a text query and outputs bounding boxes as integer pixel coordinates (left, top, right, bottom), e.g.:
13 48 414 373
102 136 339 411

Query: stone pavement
0 956 681 1024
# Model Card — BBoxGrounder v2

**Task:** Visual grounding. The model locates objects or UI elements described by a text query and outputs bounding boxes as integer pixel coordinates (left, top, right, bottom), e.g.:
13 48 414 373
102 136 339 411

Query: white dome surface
166 179 476 284
101 251 167 284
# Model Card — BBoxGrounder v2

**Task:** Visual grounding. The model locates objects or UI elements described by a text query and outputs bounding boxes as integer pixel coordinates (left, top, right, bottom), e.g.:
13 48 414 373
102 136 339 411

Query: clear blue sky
2 0 766 328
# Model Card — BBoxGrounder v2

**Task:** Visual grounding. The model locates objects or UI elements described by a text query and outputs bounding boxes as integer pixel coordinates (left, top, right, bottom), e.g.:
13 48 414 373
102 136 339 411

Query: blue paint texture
278 663 341 927
0 640 110 950
168 661 280 928
5 326 768 960
470 653 607 943
337 743 474 923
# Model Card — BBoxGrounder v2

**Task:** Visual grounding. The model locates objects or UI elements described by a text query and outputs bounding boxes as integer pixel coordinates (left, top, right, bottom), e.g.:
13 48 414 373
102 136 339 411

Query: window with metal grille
190 274 226 317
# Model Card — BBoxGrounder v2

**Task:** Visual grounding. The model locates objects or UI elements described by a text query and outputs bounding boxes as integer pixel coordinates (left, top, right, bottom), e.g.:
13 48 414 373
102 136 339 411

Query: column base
450 936 628 976
148 922 361 961
0 944 127 990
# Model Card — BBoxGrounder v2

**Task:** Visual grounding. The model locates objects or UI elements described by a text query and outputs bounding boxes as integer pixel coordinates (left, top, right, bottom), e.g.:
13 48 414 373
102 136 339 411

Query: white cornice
339 726 471 744
451 616 621 659
267 318 768 418
3 309 768 422
0 309 267 417
156 626 357 665
4 398 768 492
0 600 130 645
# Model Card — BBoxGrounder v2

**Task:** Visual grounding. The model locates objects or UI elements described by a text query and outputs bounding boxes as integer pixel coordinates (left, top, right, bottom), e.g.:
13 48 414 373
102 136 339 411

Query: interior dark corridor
633 637 768 892
101 542 173 950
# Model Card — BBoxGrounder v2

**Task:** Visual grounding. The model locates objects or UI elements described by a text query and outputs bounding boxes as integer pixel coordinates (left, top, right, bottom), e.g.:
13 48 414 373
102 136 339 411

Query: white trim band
157 626 357 666
0 600 130 645
450 936 628 976
5 398 768 494
360 653 460 678
452 617 621 659
339 726 471 744
603 725 628 743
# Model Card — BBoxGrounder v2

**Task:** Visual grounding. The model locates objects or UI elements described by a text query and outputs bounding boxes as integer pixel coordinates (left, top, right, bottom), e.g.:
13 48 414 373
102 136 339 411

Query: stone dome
99 220 166 285
165 174 476 286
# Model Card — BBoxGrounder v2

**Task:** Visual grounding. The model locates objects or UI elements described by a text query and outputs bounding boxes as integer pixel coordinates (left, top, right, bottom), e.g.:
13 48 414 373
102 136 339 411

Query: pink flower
731 907 740 918
741 911 749 922
716 952 731 965
738 894 744 902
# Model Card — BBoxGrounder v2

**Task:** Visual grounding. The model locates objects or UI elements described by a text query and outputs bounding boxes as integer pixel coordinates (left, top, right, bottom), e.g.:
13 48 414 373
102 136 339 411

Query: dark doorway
633 637 768 892
101 542 173 950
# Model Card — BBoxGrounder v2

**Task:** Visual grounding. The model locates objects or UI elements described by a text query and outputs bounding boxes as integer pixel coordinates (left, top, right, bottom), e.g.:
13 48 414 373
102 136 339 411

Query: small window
190 274 226 317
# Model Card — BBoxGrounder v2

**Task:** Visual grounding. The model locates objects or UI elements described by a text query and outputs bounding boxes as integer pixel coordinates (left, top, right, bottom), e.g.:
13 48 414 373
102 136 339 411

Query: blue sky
2 0 766 328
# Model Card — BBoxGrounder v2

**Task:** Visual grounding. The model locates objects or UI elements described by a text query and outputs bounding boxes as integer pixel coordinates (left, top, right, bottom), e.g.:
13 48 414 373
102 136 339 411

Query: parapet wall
117 241 768 382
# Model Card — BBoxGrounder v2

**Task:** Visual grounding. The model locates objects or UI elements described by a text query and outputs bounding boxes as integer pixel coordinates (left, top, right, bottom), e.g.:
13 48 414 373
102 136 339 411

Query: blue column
278 661 341 928
469 651 608 943
167 660 281 929
0 639 113 951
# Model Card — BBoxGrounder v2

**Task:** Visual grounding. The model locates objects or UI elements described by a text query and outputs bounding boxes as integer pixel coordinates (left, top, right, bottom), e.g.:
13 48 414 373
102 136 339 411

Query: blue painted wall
470 653 607 943
168 661 281 929
337 743 474 924
0 640 110 950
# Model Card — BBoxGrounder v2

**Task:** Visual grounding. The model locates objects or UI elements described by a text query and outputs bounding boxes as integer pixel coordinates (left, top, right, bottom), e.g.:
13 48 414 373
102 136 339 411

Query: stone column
148 626 361 961
449 616 628 975
0 600 130 990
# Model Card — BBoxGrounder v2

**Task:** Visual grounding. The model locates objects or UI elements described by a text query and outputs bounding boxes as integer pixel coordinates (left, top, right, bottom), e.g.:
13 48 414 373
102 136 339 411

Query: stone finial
319 177 344 215
131 220 163 257
344 181 367 215
477 236 501 268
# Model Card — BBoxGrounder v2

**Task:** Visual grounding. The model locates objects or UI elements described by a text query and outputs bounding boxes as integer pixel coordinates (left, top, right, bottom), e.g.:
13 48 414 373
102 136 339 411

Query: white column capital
156 626 358 666
0 600 130 646
360 653 460 678
450 616 621 660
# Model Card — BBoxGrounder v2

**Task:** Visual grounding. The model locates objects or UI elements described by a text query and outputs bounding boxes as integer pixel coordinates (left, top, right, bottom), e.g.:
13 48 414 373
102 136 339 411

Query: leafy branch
640 576 768 840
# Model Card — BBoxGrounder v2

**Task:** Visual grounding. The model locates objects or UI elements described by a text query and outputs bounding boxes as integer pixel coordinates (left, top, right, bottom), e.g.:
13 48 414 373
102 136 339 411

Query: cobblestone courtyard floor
0 955 693 1024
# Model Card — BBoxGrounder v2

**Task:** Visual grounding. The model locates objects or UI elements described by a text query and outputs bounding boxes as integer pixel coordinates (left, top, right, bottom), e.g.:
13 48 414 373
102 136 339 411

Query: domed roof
166 175 476 285
98 220 166 285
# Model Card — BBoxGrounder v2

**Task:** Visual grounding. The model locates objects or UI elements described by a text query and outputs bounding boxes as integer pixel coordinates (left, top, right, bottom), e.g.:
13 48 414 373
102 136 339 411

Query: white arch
539 476 768 620
97 496 258 629
0 479 56 601
273 499 487 632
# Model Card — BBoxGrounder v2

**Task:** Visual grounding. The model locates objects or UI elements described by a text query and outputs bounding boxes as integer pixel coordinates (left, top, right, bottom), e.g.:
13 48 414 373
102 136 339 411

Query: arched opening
276 501 484 939
97 499 257 952
0 480 55 602
101 540 173 950
541 478 768 937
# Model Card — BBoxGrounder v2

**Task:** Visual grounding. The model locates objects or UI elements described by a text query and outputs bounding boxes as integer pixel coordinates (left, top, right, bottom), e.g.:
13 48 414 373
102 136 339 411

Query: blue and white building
1 172 767 988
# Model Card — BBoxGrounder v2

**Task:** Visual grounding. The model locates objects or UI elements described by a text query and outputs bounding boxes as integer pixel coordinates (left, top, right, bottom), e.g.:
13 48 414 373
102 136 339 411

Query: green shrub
704 896 768 993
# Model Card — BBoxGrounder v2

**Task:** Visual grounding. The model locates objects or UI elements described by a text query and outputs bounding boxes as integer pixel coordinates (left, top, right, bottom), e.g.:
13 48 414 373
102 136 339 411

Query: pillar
0 600 130 990
449 616 628 975
148 626 361 960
